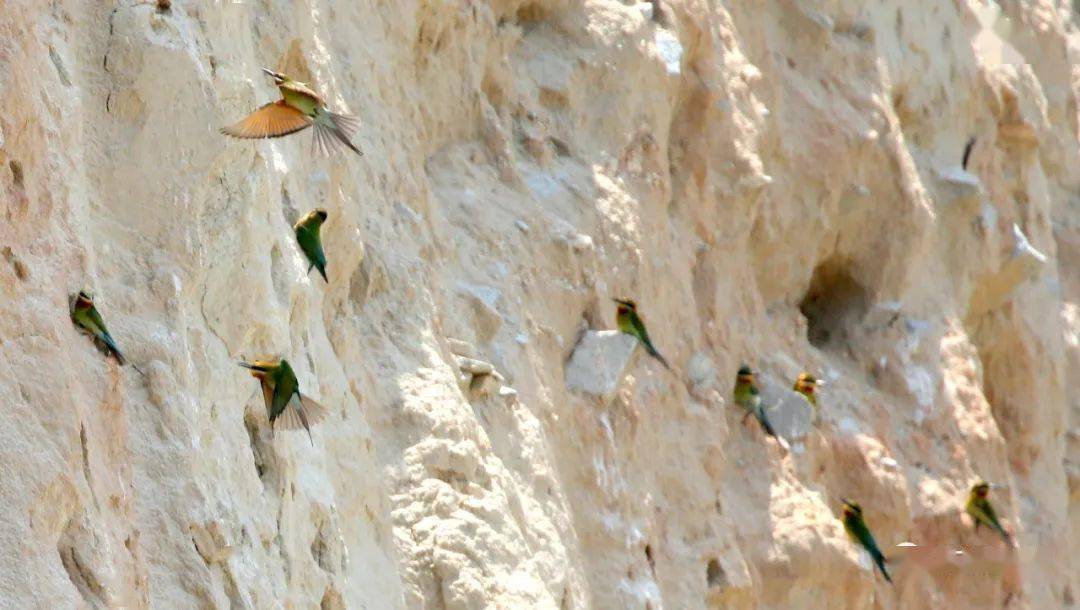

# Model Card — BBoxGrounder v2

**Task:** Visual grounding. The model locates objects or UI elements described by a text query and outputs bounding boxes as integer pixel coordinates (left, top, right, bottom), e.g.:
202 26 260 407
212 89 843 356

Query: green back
269 360 300 422
74 305 109 338
296 224 326 267
281 84 320 116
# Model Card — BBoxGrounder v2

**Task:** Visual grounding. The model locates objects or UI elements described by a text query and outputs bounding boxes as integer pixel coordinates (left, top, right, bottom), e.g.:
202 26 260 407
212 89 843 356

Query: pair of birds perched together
613 298 822 437
612 299 1013 585
70 69 360 439
835 482 1014 584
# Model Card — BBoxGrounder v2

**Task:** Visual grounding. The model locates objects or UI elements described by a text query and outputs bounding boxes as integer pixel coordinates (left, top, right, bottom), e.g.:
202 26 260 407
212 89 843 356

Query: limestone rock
565 331 639 404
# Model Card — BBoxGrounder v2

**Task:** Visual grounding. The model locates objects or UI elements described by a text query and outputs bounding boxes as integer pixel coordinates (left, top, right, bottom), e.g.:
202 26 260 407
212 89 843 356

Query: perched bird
294 208 329 282
613 298 671 370
733 366 782 442
966 481 1012 546
71 290 142 374
221 68 362 156
793 372 824 414
238 359 327 442
841 499 893 584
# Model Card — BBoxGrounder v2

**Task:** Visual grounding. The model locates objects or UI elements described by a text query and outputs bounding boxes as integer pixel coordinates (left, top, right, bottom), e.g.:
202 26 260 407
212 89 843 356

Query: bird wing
295 227 325 266
258 378 274 412
221 101 312 139
975 500 1007 535
275 394 329 430
269 383 294 424
86 306 110 336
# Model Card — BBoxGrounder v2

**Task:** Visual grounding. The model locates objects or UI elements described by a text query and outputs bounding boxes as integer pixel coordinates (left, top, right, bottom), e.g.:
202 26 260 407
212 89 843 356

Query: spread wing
221 101 312 139
274 394 329 430
258 378 274 412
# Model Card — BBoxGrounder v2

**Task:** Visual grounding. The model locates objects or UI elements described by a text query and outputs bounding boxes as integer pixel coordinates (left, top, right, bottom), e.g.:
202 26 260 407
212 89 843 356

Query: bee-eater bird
793 372 823 412
613 298 671 370
221 68 362 156
966 481 1012 546
841 499 893 584
71 290 143 374
294 208 329 283
733 366 782 440
238 359 327 442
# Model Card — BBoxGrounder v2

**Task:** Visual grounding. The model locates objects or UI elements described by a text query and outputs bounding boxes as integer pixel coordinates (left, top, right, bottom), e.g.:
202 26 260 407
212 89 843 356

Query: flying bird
613 298 671 370
294 208 329 282
71 290 143 374
841 499 893 584
239 358 327 442
966 481 1013 546
222 68 362 156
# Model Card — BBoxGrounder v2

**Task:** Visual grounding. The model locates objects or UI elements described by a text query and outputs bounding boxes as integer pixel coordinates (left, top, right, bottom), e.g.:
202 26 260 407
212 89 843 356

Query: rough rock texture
0 0 1077 609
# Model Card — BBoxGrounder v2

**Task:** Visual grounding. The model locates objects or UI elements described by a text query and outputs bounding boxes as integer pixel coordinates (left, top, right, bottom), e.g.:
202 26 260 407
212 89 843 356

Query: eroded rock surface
0 1 1076 608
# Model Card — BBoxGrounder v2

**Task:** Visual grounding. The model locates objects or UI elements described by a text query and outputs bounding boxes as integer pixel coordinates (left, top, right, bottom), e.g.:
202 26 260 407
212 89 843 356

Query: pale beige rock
0 0 1076 609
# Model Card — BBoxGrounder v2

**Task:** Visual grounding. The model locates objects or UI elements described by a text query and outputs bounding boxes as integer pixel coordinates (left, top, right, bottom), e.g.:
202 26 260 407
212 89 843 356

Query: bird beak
238 361 267 371
816 379 825 386
261 67 278 79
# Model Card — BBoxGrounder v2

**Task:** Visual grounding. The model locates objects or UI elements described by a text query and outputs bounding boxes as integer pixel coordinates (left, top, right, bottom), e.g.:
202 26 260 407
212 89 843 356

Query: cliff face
0 0 1077 608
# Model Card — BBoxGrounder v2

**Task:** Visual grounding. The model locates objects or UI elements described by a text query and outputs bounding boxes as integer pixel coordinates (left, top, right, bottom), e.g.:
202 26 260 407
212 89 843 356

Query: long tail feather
100 332 126 366
645 343 671 371
875 553 893 584
757 407 777 437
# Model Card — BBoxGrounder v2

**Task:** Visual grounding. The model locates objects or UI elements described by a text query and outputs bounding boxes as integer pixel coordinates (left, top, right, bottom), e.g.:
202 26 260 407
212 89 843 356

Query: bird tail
757 407 777 437
875 553 893 584
274 393 329 444
312 109 362 156
645 344 672 371
308 261 328 283
100 332 126 366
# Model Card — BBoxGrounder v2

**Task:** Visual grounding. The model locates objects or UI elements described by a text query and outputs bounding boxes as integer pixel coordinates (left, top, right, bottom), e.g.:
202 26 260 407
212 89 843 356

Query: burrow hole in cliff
706 558 725 588
799 258 870 349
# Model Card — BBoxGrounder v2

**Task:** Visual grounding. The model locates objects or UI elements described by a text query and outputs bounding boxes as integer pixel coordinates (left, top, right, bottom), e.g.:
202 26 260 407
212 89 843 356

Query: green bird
71 290 143 374
222 68 362 156
841 499 893 584
238 358 327 442
294 208 329 283
733 366 781 440
613 298 671 370
966 481 1012 546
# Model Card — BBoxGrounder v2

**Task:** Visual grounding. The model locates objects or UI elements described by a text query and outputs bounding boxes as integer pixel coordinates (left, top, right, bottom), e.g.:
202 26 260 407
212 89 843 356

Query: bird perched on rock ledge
222 68 362 156
966 481 1013 546
613 298 671 370
841 499 893 584
71 290 143 375
294 208 329 283
793 372 824 416
733 366 786 447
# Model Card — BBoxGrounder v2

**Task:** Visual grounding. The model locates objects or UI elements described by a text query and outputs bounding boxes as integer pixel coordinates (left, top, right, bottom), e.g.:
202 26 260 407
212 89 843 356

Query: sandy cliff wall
0 0 1077 608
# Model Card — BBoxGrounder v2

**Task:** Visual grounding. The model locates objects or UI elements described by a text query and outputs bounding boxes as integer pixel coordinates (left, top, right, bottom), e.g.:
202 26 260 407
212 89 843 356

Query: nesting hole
9 160 24 188
706 558 725 588
799 259 870 349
